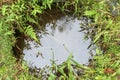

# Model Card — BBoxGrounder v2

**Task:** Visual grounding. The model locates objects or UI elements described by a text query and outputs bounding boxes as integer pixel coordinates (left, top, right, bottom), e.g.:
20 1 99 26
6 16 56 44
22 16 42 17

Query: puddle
23 16 96 68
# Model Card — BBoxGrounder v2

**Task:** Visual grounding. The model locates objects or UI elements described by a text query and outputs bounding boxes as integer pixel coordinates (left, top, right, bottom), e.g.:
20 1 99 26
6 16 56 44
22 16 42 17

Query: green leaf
24 25 38 42
71 59 90 70
114 39 120 41
31 9 42 16
95 14 99 22
93 31 105 43
106 20 113 29
2 5 8 16
48 74 56 80
4 31 13 36
48 4 51 9
27 16 38 24
95 48 102 55
84 10 97 16
59 76 66 80
66 53 73 62
58 66 67 77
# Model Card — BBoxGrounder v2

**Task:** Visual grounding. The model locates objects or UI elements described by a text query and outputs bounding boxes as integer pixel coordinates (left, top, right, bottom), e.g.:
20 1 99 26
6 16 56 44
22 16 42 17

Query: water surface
23 16 95 68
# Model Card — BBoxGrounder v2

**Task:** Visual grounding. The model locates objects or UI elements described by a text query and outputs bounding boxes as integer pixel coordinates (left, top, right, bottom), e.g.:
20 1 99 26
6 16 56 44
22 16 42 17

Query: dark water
23 16 96 68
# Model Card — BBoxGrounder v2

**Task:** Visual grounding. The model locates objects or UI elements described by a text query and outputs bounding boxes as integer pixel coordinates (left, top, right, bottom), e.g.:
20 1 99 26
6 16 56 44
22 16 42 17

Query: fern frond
24 25 38 42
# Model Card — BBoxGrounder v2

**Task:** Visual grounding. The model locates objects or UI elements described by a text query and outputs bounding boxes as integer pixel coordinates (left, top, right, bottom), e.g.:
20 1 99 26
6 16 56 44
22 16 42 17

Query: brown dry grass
0 0 14 7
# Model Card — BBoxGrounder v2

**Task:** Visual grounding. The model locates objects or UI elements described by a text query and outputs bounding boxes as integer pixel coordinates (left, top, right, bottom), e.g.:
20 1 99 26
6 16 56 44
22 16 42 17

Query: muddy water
23 16 96 68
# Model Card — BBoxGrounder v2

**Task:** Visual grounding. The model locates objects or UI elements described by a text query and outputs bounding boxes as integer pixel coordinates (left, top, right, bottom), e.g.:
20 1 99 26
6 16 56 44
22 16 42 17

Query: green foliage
0 55 38 80
42 0 53 9
0 0 54 54
84 10 97 17
0 18 15 55
81 1 120 79
0 56 16 80
84 0 120 45
24 25 38 42
48 54 91 80
0 0 53 79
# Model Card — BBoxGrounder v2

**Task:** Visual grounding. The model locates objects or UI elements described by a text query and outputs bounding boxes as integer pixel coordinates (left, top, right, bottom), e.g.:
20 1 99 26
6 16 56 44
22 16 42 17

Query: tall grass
84 0 120 49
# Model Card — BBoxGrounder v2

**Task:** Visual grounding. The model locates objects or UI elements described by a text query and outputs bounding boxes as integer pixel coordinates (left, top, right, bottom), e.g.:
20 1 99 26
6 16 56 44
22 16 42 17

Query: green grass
0 0 120 79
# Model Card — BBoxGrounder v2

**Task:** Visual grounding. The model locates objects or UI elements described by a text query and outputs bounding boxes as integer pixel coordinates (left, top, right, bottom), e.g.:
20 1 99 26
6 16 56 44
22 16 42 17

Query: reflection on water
23 16 95 68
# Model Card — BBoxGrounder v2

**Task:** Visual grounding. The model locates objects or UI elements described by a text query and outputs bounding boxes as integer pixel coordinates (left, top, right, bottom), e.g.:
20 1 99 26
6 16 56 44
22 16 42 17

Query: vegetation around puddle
0 0 120 80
